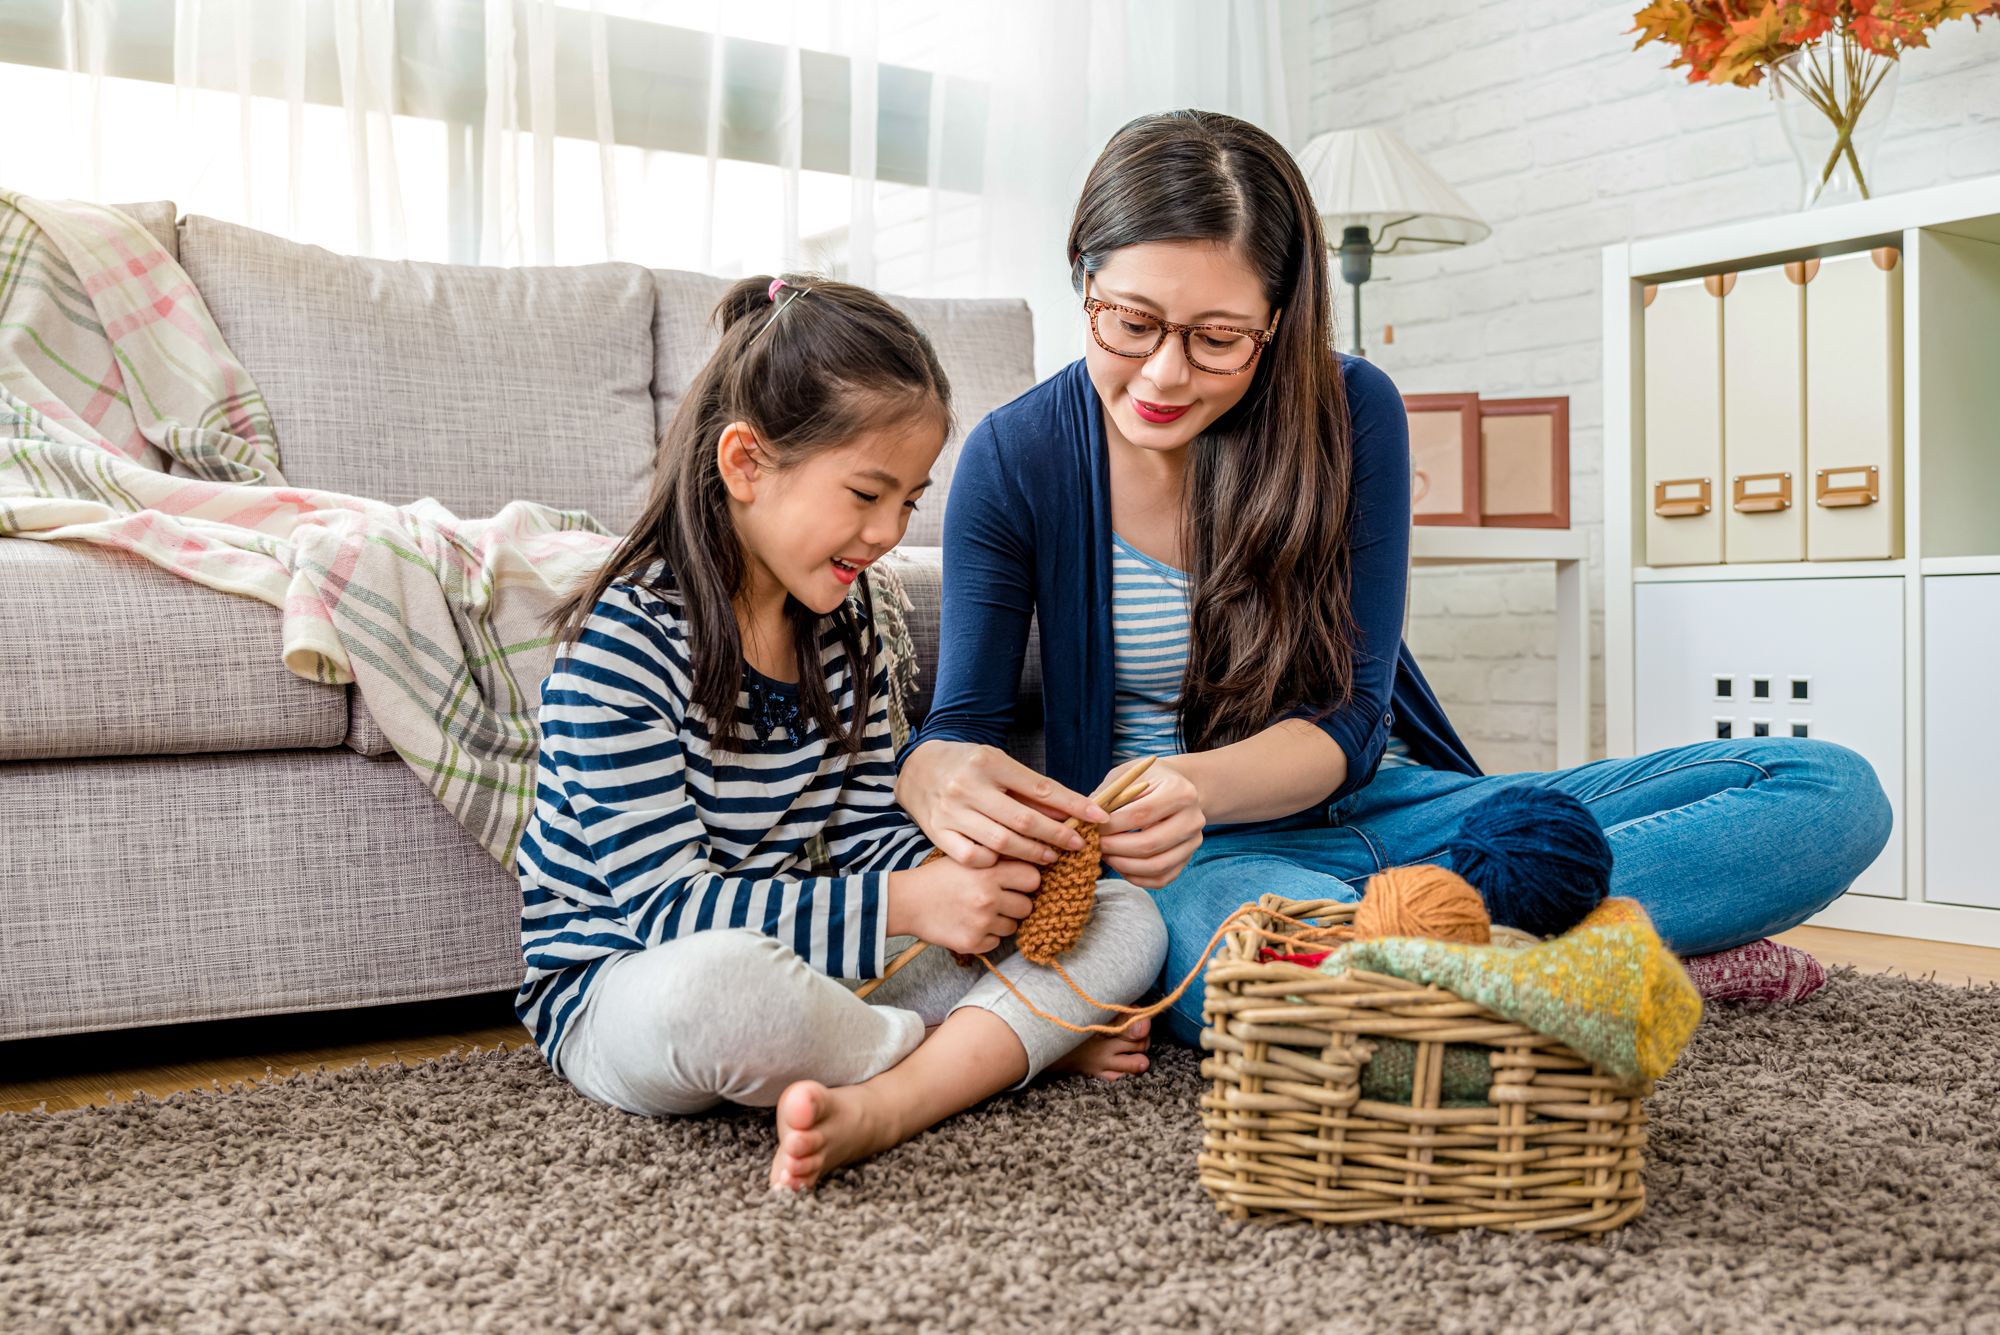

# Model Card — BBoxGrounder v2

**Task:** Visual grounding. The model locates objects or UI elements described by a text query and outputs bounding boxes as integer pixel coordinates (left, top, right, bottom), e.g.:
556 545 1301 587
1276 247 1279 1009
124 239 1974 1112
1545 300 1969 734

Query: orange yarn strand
951 900 1341 1038
948 867 1496 1039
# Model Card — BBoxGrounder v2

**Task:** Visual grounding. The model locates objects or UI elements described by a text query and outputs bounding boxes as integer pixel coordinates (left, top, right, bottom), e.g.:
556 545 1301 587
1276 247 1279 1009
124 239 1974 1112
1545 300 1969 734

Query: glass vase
1769 37 1900 210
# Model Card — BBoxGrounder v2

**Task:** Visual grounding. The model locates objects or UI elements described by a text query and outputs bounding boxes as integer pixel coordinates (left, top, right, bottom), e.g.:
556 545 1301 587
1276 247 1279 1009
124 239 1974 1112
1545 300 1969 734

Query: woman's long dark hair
1068 110 1358 753
548 274 952 753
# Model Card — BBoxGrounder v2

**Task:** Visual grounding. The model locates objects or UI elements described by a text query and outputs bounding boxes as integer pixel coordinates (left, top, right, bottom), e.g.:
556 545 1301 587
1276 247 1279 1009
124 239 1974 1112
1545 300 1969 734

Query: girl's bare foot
1050 1016 1152 1082
769 1009 1030 1191
769 1080 895 1192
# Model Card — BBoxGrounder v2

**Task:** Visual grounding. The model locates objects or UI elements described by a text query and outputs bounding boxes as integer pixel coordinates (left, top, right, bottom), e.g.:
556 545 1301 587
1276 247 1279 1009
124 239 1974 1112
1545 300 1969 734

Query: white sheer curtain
13 0 1305 375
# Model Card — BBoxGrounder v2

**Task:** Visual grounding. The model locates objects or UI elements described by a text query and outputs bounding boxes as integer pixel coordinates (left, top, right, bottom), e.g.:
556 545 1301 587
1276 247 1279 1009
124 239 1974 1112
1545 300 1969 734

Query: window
0 0 988 274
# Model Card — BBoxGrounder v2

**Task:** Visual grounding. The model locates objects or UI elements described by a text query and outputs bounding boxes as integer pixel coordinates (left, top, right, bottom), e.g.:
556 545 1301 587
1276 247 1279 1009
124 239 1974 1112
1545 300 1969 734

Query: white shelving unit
1602 175 2000 948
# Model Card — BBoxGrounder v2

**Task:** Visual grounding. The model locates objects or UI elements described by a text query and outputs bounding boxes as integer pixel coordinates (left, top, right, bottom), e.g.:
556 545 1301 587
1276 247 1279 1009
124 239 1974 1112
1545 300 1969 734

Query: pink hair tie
768 277 786 303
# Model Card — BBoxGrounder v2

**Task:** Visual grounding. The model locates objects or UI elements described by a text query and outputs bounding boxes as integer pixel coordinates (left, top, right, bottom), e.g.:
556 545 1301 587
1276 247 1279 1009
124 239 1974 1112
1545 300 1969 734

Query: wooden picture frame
1478 395 1570 529
1402 392 1482 527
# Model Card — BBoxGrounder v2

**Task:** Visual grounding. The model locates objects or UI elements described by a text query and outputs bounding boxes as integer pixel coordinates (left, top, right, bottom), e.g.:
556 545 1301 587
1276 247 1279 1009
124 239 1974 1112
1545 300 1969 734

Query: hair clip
751 277 812 344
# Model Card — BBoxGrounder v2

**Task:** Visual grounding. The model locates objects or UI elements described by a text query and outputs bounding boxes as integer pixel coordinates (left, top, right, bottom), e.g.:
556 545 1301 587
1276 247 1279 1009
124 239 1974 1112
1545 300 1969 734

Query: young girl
897 110 1892 1037
516 274 1167 1191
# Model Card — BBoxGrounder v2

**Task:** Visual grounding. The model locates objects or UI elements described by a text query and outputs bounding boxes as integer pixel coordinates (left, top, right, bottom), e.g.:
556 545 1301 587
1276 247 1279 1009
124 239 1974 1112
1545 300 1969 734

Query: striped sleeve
819 636 934 876
538 589 891 979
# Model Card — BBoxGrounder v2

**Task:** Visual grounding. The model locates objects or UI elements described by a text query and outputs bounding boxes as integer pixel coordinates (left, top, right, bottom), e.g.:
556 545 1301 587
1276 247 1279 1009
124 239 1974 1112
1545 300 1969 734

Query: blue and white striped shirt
1107 532 1423 775
1110 532 1190 765
1377 733 1421 768
515 571 933 1071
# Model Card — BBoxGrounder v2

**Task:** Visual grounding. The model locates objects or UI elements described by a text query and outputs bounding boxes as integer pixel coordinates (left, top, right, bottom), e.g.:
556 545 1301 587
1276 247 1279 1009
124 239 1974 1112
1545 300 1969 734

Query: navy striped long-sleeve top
515 569 933 1070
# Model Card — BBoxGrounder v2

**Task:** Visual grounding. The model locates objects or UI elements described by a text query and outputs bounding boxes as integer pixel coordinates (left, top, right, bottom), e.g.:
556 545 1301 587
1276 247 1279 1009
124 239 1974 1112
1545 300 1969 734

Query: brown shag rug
4 969 1999 1334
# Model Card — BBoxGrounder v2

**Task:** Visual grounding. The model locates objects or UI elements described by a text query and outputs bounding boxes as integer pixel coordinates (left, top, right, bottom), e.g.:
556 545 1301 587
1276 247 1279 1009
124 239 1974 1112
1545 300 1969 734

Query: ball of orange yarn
1353 864 1493 944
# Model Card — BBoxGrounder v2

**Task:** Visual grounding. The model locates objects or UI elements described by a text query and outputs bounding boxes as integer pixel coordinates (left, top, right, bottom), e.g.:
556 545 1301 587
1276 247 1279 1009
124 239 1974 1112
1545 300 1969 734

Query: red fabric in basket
1258 947 1332 967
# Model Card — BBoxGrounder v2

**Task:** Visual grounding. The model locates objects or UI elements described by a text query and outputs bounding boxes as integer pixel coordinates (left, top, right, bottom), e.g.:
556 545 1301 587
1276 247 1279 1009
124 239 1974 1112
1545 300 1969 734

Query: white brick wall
1311 0 2000 773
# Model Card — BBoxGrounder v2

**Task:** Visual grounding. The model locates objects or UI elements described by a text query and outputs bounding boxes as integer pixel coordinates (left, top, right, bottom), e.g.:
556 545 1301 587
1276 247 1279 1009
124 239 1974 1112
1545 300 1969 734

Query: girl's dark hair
548 274 952 753
1067 109 1358 753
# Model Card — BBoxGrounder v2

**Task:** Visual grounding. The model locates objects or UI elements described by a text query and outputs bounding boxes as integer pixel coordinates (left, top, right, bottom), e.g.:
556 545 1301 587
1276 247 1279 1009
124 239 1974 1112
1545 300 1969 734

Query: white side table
1411 526 1590 770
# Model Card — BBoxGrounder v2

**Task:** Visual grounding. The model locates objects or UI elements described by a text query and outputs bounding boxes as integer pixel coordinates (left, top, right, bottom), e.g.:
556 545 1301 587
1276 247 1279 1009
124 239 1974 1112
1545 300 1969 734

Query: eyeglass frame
1080 274 1281 375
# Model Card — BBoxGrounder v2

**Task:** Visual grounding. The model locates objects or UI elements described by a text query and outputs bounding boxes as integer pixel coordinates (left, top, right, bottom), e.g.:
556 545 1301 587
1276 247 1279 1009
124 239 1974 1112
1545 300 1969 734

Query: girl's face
1081 239 1276 457
720 419 941 617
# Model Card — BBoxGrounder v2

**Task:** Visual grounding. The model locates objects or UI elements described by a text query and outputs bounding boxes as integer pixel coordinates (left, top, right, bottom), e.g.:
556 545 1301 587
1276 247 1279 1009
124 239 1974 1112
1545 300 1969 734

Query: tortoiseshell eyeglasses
1081 275 1280 375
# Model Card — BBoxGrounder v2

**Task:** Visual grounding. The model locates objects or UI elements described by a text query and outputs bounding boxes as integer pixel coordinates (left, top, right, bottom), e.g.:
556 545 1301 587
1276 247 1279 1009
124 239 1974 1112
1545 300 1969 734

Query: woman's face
1081 239 1275 456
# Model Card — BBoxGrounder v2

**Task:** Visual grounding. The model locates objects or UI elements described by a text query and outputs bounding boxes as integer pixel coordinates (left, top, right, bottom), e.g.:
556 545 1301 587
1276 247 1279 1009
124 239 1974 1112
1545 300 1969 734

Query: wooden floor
0 991 526 1115
1778 925 2000 988
3 926 1995 1115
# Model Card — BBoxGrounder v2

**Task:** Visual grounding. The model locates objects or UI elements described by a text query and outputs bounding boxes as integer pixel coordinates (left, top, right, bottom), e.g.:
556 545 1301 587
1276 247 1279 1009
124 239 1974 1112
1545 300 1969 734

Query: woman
895 110 1890 1048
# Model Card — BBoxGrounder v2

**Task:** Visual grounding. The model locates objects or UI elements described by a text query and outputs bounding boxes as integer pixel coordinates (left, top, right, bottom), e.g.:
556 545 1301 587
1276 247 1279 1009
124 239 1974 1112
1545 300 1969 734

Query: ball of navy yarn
1449 786 1612 938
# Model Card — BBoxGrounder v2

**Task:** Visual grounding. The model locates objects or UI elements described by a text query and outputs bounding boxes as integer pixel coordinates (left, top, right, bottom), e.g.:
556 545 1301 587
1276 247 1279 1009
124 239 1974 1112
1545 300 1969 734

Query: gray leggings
555 878 1168 1117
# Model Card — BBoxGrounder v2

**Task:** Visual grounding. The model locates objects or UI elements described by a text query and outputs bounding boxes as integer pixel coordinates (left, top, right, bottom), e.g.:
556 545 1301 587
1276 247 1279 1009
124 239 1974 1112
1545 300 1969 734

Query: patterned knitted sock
1681 938 1828 1004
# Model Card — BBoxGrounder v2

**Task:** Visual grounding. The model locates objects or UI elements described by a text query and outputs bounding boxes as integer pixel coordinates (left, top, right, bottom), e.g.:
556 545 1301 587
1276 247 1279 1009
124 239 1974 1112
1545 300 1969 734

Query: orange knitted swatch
1015 825 1103 964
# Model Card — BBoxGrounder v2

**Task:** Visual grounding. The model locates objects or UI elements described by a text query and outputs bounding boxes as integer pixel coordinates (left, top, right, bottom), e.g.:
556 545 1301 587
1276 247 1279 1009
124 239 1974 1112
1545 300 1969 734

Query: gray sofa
0 203 1044 1042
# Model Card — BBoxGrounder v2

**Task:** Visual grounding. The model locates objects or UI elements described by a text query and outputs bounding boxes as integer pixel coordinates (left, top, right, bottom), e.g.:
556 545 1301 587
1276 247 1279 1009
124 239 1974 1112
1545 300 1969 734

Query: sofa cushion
650 271 1036 546
112 201 177 260
0 748 516 1041
0 540 347 761
650 267 735 457
346 686 393 756
884 293 1036 546
180 216 659 533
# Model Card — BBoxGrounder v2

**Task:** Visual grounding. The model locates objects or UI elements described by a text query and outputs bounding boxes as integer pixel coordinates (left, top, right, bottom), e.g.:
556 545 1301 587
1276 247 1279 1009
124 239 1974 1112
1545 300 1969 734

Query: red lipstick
1131 396 1191 424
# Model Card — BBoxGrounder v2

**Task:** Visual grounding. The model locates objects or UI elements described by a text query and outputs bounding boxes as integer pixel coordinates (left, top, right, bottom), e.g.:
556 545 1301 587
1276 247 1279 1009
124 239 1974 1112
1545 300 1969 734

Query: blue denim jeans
1152 738 1893 1047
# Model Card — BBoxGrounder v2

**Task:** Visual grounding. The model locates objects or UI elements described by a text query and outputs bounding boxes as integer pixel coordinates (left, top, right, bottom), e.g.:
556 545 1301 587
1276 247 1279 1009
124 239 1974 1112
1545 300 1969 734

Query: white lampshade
1295 127 1491 253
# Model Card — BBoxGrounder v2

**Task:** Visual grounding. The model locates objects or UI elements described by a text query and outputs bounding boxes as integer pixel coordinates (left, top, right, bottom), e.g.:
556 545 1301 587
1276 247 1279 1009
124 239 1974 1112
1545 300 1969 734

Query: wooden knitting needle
854 756 1159 999
1063 755 1155 830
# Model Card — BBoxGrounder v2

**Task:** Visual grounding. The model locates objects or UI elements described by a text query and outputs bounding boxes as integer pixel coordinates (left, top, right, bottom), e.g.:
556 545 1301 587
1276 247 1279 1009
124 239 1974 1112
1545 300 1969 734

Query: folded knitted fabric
1358 1038 1494 1106
1316 897 1703 1083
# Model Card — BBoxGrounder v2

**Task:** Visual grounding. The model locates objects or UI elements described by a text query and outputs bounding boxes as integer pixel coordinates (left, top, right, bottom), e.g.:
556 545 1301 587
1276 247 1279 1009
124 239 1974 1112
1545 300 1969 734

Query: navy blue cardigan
902 355 1480 826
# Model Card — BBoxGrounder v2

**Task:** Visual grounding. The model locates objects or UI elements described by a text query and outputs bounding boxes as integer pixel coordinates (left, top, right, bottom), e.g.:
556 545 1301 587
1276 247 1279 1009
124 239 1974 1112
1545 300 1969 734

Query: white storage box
1805 249 1903 561
1643 277 1725 566
1723 263 1807 564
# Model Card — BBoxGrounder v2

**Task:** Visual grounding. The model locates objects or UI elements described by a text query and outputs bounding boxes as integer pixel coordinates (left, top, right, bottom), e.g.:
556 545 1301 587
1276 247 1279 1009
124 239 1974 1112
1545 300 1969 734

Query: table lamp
1295 127 1491 357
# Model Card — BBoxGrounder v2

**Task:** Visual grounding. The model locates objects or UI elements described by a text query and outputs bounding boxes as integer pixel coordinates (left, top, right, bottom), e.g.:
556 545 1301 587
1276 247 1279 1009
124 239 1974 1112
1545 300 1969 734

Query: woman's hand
1096 758 1204 889
896 740 1109 868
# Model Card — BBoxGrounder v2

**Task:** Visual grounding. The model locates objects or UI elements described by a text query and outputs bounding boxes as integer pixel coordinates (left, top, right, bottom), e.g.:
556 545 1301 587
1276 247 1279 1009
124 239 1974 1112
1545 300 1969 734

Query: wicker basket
1197 895 1650 1239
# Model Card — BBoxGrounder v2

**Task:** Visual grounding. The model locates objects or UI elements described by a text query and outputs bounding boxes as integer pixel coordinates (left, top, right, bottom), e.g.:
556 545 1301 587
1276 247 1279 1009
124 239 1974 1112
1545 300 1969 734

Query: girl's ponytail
716 274 779 335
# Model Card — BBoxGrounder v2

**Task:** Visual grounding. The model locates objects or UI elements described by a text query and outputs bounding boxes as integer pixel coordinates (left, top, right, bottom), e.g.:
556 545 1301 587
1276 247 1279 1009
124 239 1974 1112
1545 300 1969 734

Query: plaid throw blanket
0 191 920 867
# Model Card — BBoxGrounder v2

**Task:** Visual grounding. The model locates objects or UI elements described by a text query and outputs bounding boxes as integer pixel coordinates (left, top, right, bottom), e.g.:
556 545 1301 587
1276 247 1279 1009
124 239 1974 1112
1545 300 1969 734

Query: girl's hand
896 740 1109 868
886 856 1041 955
1096 758 1204 890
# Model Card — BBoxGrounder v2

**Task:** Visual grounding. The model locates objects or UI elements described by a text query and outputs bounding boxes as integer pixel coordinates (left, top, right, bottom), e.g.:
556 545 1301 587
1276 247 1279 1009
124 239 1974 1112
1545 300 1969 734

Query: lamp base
1342 278 1367 359
1337 225 1373 359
